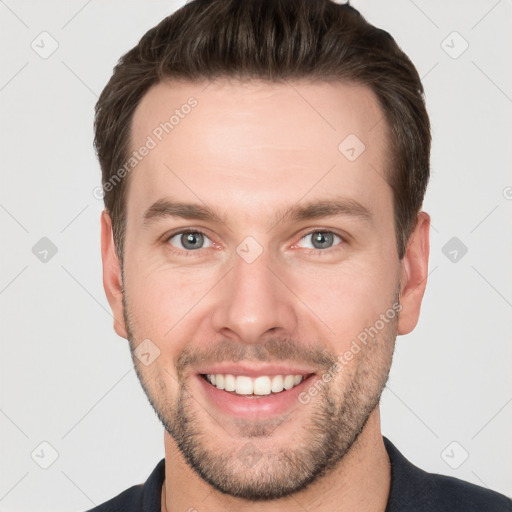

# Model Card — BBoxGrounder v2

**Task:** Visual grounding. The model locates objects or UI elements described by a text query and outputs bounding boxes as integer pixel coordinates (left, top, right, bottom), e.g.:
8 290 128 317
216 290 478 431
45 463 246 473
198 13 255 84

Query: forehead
126 79 391 225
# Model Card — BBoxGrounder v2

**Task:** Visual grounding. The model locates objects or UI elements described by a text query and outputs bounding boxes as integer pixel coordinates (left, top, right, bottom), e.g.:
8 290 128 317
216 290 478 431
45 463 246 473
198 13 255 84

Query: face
102 79 428 500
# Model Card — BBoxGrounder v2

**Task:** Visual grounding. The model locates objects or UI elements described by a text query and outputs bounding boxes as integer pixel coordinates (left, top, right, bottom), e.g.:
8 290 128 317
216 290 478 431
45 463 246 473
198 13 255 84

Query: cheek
125 262 210 334
288 257 398 349
124 266 206 397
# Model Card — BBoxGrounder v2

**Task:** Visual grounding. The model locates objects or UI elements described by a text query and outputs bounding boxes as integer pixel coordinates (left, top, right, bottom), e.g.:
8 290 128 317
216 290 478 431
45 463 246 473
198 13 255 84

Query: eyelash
163 228 346 257
164 229 214 258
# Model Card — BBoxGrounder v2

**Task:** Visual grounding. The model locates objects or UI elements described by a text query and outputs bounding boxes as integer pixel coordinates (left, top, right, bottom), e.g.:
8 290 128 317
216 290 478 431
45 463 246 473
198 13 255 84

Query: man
90 0 512 510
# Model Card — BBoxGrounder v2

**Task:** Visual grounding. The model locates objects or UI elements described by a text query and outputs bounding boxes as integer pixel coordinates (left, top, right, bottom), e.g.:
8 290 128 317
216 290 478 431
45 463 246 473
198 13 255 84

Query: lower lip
196 374 316 418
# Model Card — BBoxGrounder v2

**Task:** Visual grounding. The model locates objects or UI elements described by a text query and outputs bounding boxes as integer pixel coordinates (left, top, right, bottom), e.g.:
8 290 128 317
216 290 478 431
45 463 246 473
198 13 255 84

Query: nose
210 248 298 345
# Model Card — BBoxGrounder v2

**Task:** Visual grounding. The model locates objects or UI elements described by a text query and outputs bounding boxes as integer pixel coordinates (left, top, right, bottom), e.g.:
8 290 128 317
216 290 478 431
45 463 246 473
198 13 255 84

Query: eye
297 231 343 250
167 231 213 251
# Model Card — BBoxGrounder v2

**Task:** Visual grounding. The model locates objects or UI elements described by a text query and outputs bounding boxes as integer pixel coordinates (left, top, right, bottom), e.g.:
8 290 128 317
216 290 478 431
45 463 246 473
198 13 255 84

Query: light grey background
1 1 511 511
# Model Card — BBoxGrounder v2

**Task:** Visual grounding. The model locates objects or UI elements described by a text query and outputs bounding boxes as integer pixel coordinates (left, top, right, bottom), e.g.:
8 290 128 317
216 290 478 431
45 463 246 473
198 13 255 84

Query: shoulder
383 437 512 512
85 458 165 512
422 471 512 511
86 484 144 512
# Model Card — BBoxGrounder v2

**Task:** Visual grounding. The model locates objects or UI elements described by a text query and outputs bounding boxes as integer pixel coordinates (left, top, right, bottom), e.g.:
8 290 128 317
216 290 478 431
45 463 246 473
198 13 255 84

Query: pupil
312 232 333 249
182 232 203 250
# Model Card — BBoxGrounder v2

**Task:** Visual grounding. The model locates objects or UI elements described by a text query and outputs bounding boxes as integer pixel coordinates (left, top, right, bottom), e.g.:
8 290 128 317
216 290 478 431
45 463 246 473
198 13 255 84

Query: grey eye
298 231 341 250
168 231 212 250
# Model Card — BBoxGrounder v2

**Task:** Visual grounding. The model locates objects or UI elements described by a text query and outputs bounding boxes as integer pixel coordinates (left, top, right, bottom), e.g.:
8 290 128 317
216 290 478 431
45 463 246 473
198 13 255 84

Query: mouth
200 373 310 397
194 367 318 418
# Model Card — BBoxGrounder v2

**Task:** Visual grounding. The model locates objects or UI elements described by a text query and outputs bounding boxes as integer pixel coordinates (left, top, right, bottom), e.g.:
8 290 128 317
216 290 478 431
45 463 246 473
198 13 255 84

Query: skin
101 79 430 512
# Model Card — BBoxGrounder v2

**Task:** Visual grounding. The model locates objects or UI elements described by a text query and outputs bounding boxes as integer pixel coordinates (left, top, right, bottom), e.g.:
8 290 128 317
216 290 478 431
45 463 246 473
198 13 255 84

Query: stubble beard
122 290 397 501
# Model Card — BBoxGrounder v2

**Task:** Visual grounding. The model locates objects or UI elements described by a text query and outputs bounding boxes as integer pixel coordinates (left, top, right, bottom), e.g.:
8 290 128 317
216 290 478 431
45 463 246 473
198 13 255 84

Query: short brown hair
94 0 430 264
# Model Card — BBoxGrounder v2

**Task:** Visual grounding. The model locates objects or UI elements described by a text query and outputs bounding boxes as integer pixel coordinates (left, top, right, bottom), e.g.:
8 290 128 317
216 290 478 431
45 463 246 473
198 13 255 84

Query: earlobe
100 210 128 339
397 211 430 335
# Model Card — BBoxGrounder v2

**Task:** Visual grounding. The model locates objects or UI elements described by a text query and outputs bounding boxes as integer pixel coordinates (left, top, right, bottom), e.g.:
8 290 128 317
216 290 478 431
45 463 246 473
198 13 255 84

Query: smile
195 369 317 418
202 373 307 396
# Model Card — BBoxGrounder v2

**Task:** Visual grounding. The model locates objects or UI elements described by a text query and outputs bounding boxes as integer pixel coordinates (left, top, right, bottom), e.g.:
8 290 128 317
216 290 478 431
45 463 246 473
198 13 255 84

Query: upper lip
195 363 317 377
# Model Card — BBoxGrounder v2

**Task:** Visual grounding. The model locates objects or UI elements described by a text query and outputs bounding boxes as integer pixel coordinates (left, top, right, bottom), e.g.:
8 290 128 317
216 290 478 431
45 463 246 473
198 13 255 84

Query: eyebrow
142 197 372 227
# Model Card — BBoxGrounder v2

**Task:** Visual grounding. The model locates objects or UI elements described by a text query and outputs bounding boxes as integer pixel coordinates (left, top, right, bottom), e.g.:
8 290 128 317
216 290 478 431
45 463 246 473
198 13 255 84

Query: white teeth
205 373 304 395
283 375 295 390
224 374 236 391
215 374 224 390
224 375 236 391
235 376 253 395
253 376 272 395
271 375 284 393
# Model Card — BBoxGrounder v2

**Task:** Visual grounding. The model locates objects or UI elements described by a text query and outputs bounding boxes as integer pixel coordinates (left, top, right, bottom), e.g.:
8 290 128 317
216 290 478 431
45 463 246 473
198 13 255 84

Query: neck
162 407 390 512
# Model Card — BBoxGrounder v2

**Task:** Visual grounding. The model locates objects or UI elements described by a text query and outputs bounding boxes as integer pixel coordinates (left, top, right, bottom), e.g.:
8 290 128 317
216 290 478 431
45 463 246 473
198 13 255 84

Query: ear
100 210 128 339
397 211 430 335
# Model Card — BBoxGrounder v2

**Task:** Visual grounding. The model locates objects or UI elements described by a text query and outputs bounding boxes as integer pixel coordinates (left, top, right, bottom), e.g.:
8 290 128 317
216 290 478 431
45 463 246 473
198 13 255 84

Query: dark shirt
87 437 512 511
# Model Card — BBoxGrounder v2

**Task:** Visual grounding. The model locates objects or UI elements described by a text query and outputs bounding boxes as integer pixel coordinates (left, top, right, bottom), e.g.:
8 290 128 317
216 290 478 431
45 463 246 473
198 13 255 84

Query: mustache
176 337 338 375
